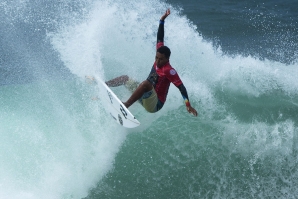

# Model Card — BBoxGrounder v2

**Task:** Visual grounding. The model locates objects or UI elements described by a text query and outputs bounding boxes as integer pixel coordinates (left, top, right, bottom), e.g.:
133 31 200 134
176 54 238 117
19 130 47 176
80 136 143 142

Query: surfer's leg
105 75 129 87
123 80 153 108
125 78 140 93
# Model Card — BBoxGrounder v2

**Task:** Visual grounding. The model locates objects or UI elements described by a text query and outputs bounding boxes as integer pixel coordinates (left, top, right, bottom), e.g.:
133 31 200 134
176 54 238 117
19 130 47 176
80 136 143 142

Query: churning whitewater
1 0 298 198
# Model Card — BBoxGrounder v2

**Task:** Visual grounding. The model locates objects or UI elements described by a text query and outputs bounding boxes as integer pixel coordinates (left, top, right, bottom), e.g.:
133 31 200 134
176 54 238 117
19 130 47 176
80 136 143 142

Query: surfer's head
157 46 171 59
156 46 171 68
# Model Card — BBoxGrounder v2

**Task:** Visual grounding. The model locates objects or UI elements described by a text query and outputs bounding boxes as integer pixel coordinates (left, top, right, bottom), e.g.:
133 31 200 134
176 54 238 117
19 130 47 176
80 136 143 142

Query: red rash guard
147 42 183 103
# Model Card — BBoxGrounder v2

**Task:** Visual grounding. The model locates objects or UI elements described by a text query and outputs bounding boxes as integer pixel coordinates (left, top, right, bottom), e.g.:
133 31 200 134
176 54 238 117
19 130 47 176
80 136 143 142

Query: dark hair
157 46 171 58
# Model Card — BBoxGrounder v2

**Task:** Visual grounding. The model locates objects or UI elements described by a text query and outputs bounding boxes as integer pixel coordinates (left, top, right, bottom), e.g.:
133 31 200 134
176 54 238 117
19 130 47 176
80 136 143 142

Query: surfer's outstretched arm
157 9 170 47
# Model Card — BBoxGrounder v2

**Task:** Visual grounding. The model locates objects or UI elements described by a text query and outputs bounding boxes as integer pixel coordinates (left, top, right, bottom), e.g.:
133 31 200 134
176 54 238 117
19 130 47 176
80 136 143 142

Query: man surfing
106 9 198 116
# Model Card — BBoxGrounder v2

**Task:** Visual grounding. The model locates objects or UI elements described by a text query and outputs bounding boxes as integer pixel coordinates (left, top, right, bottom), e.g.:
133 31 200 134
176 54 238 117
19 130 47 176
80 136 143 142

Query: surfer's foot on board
123 102 130 108
105 75 129 87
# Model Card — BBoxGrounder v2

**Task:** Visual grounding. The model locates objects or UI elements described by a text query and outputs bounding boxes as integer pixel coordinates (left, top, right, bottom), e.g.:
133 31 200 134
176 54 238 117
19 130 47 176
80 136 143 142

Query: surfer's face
155 52 169 68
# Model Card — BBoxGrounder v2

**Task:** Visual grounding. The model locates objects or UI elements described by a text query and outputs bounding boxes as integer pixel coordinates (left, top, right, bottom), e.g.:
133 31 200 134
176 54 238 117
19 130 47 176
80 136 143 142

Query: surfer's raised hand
187 106 198 116
161 9 170 21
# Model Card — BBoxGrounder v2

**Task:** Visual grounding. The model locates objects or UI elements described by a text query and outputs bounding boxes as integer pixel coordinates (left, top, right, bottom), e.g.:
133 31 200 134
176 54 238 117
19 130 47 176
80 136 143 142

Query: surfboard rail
97 78 140 128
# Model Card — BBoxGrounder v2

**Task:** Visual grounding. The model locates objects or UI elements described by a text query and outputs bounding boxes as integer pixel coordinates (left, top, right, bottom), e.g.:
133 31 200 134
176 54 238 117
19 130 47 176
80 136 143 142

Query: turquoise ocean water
1 0 298 198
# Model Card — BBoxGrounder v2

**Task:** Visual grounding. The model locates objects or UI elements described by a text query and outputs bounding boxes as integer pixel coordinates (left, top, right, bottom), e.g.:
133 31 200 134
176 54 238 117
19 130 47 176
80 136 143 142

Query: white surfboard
97 78 140 128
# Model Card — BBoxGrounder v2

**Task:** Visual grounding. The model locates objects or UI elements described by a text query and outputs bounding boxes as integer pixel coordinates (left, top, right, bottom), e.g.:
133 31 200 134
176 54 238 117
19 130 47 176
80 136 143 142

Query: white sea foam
1 0 298 198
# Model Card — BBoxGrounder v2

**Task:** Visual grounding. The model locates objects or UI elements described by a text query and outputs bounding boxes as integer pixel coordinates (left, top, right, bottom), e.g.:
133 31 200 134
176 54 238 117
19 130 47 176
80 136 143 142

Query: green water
87 96 298 198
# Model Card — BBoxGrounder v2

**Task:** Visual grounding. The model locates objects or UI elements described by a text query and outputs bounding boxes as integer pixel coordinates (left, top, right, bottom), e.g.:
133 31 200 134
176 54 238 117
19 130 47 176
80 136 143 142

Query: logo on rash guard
170 69 176 75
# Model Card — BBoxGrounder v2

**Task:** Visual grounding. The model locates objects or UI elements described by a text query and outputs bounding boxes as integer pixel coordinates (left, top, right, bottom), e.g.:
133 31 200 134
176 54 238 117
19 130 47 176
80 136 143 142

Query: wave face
1 0 298 198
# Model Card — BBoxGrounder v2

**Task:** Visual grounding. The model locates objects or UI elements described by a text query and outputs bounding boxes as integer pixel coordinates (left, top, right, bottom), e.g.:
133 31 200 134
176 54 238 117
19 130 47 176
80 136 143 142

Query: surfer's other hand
187 106 198 116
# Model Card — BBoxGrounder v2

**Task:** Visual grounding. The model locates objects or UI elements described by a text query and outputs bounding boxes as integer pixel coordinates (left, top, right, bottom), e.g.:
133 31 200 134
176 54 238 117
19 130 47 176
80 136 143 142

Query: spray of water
1 0 298 198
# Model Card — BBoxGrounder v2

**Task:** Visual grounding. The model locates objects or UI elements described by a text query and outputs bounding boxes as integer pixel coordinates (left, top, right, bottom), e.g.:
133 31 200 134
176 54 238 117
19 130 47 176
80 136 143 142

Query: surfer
106 9 198 116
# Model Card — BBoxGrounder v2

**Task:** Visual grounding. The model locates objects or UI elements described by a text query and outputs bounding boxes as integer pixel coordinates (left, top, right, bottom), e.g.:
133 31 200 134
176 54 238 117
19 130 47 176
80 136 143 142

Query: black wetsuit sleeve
157 20 165 43
178 84 191 107
147 20 165 86
147 66 158 86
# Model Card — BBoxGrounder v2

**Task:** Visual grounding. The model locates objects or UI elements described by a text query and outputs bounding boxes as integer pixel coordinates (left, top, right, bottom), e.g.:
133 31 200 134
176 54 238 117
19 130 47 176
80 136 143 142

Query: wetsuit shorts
139 88 164 113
